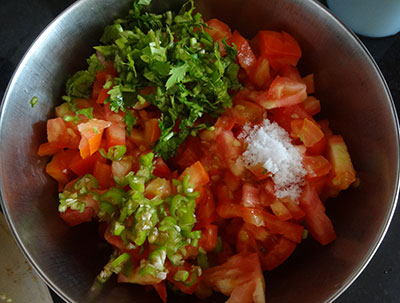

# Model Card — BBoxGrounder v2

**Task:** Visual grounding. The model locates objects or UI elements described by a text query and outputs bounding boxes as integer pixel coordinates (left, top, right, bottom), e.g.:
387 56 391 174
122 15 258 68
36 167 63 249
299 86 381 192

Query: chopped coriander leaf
65 0 240 159
30 96 38 108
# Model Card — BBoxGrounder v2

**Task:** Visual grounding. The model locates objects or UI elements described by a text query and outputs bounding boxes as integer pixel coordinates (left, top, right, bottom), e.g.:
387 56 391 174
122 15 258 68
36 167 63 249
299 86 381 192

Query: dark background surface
0 0 399 302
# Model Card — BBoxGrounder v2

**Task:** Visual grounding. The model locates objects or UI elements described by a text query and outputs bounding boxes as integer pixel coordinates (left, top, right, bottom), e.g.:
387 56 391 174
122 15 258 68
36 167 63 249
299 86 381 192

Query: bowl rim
0 0 399 302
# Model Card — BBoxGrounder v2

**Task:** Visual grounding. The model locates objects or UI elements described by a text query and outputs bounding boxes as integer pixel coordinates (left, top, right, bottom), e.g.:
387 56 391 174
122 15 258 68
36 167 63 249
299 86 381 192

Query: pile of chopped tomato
38 18 356 303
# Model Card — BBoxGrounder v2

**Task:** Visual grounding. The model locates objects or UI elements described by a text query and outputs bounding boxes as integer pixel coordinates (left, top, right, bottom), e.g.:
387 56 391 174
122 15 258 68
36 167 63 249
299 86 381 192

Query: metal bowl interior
0 0 398 302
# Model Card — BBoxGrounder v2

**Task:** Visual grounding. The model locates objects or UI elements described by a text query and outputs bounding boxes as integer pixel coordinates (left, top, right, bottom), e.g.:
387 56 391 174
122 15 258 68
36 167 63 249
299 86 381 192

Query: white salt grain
238 118 306 201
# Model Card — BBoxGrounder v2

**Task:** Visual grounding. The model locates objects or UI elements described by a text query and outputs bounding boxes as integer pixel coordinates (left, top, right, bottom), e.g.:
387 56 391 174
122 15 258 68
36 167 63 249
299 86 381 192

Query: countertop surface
1 1 399 302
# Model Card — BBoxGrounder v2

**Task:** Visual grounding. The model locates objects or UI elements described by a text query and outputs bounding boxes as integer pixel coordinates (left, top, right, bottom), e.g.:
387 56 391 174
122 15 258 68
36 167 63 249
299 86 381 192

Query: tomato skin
229 30 256 74
300 184 336 245
227 97 265 125
252 30 302 71
283 199 306 221
60 207 95 226
215 130 245 176
216 185 243 219
270 103 311 133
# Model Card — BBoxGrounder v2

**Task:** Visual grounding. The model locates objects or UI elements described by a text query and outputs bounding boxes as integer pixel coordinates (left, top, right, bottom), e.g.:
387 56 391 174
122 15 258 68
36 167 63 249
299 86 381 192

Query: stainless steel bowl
0 0 399 302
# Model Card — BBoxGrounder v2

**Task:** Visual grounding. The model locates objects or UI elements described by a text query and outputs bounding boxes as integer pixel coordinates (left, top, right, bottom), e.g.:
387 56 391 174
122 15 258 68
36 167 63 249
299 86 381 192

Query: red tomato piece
229 30 256 74
299 118 325 147
252 30 302 71
303 73 315 94
93 161 112 189
47 117 80 149
279 64 302 82
78 119 111 159
260 236 297 271
300 184 336 245
153 157 172 179
215 130 245 176
199 224 218 252
227 97 265 125
59 207 95 227
302 96 320 116
179 161 210 190
144 119 161 145
205 19 232 56
202 253 266 303
282 199 306 221
241 183 261 208
215 185 243 219
68 151 103 176
241 208 304 243
269 200 292 221
303 155 332 178
105 123 126 148
166 262 201 295
249 56 272 89
195 188 217 229
45 150 77 185
37 142 62 156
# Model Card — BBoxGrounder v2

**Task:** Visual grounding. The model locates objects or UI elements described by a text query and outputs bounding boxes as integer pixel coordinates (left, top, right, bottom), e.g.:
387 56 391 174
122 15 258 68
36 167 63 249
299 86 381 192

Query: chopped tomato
47 117 80 149
302 96 320 116
196 188 217 229
249 56 272 89
199 224 218 252
37 142 62 156
229 30 256 74
282 199 305 221
205 19 232 41
60 207 95 227
241 183 261 208
118 267 163 285
252 30 302 71
202 253 266 303
303 73 315 94
105 123 126 148
179 161 210 190
300 184 336 245
303 155 332 178
243 76 307 110
153 157 172 179
241 208 304 243
93 161 112 189
78 119 111 159
216 185 243 219
68 151 103 176
215 130 245 176
227 97 265 125
45 150 77 184
145 177 171 199
270 200 292 221
166 262 201 294
326 135 356 193
144 119 161 145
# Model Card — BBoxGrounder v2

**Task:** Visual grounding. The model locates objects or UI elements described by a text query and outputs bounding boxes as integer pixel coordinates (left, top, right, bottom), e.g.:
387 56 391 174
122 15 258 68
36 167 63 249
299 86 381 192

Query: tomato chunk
300 184 336 245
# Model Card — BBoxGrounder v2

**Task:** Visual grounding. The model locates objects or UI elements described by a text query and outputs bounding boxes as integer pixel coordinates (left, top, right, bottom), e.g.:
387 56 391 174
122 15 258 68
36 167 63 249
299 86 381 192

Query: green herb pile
63 0 240 159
